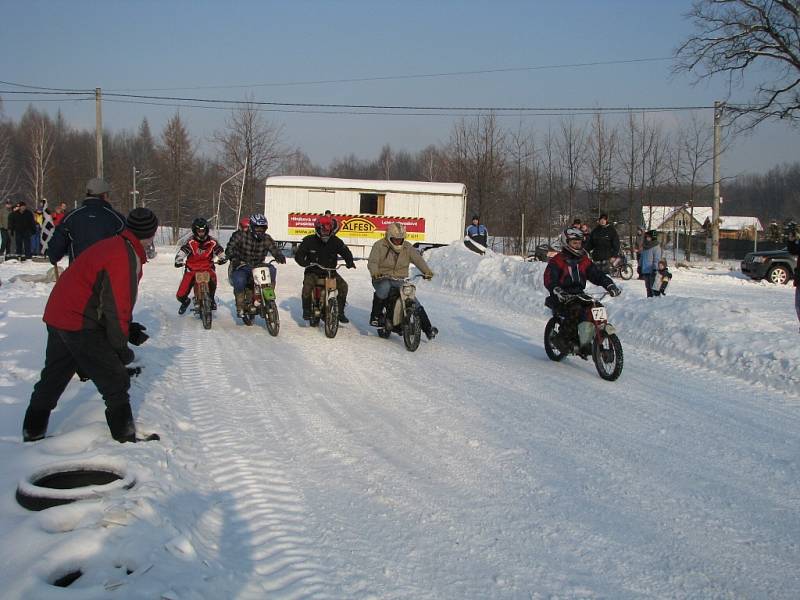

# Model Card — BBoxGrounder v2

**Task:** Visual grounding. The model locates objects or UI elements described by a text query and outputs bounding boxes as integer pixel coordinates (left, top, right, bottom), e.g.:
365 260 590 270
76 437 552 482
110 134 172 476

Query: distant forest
1 101 797 251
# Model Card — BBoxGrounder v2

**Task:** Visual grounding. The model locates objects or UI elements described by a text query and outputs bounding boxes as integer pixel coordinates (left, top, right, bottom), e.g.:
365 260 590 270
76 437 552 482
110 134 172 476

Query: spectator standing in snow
8 201 36 260
634 227 645 279
639 230 663 297
22 208 159 443
787 228 800 331
47 178 126 265
51 202 67 227
465 215 488 253
586 213 620 273
0 199 12 258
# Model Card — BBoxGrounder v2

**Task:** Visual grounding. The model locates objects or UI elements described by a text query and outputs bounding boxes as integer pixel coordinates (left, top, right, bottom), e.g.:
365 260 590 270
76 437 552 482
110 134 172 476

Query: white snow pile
426 242 800 393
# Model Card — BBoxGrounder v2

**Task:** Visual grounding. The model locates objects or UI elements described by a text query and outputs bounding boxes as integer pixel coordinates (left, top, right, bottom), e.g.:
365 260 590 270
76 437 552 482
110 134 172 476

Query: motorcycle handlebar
307 262 344 272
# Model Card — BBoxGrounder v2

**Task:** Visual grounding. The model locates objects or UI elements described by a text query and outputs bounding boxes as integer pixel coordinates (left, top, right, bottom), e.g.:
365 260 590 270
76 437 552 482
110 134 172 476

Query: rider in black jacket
47 178 126 265
294 215 356 323
586 213 620 273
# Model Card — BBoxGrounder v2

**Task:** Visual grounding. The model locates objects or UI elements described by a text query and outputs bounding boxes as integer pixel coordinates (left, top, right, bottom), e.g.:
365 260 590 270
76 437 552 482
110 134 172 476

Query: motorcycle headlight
402 284 414 296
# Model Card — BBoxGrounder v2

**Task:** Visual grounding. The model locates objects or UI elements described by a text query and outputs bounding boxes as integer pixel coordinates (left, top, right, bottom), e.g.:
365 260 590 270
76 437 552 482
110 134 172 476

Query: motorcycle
543 291 624 381
609 254 634 280
191 269 214 330
241 260 280 335
307 263 344 338
377 275 425 352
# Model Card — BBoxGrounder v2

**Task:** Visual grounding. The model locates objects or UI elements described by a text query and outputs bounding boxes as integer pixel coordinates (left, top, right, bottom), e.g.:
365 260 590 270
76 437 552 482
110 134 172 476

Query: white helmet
560 227 586 256
386 222 406 252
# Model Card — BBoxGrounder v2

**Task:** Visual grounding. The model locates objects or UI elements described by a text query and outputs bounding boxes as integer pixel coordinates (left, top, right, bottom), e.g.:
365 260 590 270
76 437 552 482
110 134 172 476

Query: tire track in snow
160 310 330 599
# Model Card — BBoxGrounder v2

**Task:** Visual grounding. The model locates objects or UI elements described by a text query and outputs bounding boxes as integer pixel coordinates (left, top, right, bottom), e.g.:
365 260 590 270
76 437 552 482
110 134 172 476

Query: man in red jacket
22 208 159 443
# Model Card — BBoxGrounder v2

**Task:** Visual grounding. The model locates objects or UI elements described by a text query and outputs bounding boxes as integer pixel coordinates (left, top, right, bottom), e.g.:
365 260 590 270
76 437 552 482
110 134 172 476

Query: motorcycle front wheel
324 298 339 338
592 330 624 381
543 317 567 361
402 306 421 352
619 264 634 280
200 293 213 330
265 300 280 337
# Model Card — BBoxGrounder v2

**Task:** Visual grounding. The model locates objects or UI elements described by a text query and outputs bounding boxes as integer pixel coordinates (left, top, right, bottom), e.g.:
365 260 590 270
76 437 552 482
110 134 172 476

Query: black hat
472 214 479 221
599 213 608 221
126 208 158 239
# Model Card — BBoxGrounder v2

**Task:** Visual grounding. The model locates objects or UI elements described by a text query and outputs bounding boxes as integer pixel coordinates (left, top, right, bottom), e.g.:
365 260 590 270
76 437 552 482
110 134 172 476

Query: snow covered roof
266 176 466 196
716 215 764 232
642 205 711 230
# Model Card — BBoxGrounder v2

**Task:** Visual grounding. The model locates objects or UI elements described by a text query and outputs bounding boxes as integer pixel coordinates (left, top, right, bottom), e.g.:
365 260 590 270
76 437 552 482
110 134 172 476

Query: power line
101 56 674 92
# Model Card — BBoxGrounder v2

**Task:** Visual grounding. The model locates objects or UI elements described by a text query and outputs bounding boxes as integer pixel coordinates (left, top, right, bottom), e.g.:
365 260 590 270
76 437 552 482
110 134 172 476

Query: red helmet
315 215 334 241
239 217 249 230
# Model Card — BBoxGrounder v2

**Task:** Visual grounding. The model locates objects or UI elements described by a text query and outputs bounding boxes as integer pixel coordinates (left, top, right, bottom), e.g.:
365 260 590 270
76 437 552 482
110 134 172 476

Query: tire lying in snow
16 460 136 511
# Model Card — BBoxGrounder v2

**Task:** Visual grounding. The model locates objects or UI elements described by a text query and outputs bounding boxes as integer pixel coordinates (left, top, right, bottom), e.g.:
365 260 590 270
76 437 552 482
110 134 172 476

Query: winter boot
369 294 382 327
105 403 136 443
22 407 51 442
302 296 312 320
211 299 218 310
338 302 349 323
419 306 437 340
178 296 191 315
234 291 247 319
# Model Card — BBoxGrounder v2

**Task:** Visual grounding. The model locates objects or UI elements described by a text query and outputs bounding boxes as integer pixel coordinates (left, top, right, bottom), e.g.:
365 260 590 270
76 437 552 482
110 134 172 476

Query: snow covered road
1 248 798 598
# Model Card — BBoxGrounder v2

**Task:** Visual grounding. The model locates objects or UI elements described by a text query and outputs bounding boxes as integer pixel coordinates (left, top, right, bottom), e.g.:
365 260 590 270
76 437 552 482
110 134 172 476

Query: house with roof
642 205 763 240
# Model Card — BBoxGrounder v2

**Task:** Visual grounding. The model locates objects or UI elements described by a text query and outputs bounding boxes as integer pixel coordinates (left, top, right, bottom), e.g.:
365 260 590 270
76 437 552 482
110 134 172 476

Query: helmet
560 227 586 256
191 217 209 240
315 215 334 242
249 214 268 240
386 222 406 251
239 217 249 230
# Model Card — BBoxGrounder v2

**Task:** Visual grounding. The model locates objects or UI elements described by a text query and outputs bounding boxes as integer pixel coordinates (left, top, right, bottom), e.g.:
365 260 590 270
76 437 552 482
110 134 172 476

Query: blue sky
1 0 797 176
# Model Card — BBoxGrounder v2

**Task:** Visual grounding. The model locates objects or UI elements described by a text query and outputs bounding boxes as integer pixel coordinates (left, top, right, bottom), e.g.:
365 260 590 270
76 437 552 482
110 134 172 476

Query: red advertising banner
288 213 425 241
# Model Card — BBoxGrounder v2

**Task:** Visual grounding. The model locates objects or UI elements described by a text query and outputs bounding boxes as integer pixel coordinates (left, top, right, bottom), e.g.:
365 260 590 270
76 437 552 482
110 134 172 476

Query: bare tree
557 117 587 221
506 123 538 253
418 145 444 182
378 144 393 180
213 101 285 216
586 113 617 218
675 0 800 128
158 113 195 241
20 107 55 207
280 148 320 176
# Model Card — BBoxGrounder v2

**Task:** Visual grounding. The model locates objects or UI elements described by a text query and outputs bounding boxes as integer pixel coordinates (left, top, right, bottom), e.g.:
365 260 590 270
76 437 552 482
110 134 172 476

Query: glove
607 284 622 297
216 257 228 266
423 272 434 280
174 261 184 269
552 287 567 302
118 347 135 366
129 322 149 346
276 255 287 264
346 262 356 269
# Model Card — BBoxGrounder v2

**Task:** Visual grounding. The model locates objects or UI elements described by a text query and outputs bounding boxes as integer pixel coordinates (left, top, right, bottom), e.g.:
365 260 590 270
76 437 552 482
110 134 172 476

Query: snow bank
426 243 800 393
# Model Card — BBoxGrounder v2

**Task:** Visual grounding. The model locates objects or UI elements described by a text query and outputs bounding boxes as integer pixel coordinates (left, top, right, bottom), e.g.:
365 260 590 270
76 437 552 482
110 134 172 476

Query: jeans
231 264 276 293
372 278 405 300
15 232 31 258
644 272 656 297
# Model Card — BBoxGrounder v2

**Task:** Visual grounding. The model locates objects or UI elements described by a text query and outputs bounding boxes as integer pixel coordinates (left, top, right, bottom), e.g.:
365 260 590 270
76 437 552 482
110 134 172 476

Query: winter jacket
466 223 488 246
368 237 432 280
586 224 620 262
46 196 126 265
0 206 10 229
294 234 355 276
43 229 147 358
8 208 37 236
639 240 663 275
788 238 800 286
225 229 285 268
544 251 614 296
175 236 225 271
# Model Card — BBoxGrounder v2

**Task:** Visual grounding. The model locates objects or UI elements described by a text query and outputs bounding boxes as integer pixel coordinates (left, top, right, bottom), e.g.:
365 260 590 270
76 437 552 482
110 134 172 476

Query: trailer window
359 193 385 215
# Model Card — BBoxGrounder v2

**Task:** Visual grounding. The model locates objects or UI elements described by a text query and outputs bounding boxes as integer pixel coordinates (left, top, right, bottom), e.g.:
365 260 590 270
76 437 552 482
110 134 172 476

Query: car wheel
766 264 791 285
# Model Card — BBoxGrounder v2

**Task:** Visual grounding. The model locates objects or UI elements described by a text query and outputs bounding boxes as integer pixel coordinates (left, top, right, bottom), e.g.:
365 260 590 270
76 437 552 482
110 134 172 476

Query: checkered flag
39 199 56 253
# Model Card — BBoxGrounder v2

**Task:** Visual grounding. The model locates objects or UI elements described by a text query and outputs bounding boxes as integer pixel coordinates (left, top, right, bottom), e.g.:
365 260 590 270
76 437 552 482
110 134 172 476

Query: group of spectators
0 199 67 260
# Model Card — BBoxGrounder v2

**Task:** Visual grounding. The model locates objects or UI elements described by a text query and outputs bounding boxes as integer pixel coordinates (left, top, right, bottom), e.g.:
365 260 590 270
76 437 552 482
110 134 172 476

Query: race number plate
252 266 272 286
591 306 607 321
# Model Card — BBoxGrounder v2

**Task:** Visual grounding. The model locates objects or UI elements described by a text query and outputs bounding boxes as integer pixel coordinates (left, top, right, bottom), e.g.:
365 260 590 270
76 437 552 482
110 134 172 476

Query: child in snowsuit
175 218 226 314
651 259 672 297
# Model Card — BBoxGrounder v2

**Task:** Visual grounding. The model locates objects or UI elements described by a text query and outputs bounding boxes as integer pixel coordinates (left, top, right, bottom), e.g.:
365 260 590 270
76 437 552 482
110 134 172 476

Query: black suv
741 249 796 284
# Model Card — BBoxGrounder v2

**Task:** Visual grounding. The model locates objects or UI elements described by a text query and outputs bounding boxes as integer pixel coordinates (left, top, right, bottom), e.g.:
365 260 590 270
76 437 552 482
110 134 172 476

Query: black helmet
191 217 209 240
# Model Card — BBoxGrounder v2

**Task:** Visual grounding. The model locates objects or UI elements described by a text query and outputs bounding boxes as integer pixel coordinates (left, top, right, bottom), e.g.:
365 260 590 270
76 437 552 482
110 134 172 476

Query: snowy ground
0 244 798 599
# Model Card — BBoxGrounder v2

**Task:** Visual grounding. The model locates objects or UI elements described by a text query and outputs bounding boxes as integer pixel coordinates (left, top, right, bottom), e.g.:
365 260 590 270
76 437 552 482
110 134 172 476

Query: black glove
216 257 228 265
118 347 135 366
346 262 356 269
276 255 287 264
129 322 149 346
552 286 567 302
607 284 622 297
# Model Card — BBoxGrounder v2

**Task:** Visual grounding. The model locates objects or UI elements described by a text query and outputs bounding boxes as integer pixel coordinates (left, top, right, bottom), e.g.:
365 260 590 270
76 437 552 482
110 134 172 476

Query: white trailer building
265 176 467 256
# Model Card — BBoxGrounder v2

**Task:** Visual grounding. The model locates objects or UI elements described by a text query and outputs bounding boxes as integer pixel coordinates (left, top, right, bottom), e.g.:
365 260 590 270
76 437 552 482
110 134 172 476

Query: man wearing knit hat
22 208 158 443
47 177 126 265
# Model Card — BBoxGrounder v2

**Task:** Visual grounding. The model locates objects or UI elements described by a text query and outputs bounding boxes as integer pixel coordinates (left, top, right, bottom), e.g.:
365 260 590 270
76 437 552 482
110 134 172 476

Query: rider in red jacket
174 218 226 314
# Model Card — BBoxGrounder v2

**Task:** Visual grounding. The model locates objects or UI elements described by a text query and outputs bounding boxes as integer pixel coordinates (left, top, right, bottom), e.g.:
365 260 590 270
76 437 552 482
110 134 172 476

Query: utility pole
711 101 723 261
95 88 104 178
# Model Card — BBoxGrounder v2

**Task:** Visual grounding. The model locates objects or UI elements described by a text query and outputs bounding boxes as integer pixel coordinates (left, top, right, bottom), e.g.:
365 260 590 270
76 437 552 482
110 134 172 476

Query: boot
369 294 382 327
302 296 312 320
338 302 349 323
234 291 247 318
22 407 51 442
105 403 136 443
178 296 191 315
419 306 437 340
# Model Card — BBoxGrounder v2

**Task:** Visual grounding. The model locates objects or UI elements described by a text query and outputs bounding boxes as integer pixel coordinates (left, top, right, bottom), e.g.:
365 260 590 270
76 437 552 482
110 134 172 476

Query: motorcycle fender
602 323 616 335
